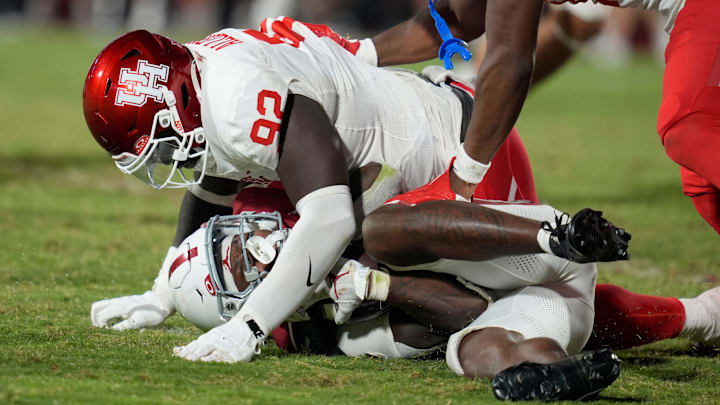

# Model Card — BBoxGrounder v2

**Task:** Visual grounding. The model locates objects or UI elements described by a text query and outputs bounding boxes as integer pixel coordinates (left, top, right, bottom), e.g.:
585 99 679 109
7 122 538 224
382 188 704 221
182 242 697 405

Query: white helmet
168 212 288 330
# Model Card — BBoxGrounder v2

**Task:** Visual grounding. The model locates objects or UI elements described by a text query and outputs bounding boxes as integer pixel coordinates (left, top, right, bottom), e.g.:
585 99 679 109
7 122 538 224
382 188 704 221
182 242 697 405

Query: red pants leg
473 128 539 203
658 0 720 235
691 191 720 234
586 284 686 350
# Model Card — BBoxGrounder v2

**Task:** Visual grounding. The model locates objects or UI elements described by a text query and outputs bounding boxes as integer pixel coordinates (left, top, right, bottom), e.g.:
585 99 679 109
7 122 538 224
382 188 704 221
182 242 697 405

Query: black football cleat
543 208 631 263
492 349 621 402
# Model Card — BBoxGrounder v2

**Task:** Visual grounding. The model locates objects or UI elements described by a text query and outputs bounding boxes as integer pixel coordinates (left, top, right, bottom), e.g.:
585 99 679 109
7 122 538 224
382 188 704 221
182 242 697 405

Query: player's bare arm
386 270 489 336
372 0 486 67
364 201 544 266
275 94 349 203
363 201 630 267
367 0 542 198
451 0 544 198
531 6 605 86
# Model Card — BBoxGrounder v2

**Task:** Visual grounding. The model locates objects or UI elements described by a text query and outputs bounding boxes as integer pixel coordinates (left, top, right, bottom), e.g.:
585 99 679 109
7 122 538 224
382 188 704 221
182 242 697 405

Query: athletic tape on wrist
452 145 491 184
366 270 390 302
357 38 378 66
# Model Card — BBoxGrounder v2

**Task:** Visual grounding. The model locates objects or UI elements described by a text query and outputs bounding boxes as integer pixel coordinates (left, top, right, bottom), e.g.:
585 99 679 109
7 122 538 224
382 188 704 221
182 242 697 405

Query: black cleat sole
492 349 621 401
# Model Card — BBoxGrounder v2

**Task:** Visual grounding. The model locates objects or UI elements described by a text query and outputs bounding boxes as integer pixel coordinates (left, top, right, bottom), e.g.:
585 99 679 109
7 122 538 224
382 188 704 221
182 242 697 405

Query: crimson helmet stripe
168 247 199 279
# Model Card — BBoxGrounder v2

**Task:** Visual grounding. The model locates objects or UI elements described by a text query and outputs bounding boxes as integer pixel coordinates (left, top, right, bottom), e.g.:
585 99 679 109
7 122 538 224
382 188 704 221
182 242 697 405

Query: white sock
678 296 714 340
678 289 720 344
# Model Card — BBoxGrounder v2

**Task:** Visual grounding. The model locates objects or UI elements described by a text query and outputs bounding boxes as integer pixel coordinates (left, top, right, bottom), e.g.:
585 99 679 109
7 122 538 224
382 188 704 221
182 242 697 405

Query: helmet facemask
112 86 207 189
205 212 288 321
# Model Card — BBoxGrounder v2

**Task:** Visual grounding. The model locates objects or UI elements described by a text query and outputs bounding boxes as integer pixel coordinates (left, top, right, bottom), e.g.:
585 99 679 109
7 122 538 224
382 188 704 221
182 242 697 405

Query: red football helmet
83 30 207 189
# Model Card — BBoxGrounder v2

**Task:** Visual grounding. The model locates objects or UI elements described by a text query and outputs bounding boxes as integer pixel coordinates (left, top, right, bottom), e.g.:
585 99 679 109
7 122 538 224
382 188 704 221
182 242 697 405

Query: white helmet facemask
112 86 208 189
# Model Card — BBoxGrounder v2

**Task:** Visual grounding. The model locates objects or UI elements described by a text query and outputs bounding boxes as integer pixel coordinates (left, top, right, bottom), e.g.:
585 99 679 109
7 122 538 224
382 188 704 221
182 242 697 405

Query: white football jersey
185 17 465 192
548 0 685 32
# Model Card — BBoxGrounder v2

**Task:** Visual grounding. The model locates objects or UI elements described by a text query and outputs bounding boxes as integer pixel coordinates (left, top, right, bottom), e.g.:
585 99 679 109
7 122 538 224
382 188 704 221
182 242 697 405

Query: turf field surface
1 27 719 404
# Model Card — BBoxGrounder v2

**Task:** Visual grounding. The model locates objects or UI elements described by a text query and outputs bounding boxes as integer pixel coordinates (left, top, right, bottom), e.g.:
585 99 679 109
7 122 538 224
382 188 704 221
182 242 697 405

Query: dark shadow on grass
628 344 720 359
621 354 705 383
671 343 720 358
588 395 644 403
620 356 671 366
637 367 698 382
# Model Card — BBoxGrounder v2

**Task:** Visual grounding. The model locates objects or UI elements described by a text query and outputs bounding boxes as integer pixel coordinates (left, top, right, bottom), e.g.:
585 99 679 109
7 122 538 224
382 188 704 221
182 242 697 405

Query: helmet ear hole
104 78 112 97
181 83 190 110
120 48 141 61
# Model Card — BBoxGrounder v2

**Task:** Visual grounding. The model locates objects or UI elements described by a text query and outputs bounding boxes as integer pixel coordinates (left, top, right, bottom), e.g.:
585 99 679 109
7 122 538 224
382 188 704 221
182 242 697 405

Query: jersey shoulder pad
210 67 291 172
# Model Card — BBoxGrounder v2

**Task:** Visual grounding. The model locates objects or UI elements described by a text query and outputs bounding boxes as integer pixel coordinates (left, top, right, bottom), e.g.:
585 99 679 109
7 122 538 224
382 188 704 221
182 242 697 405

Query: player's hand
448 170 477 201
450 147 492 201
330 260 368 324
173 318 260 363
329 260 389 325
90 291 172 330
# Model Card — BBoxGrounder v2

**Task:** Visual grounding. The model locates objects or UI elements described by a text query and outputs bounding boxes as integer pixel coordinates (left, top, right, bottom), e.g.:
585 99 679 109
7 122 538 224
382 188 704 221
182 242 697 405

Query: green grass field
1 27 719 404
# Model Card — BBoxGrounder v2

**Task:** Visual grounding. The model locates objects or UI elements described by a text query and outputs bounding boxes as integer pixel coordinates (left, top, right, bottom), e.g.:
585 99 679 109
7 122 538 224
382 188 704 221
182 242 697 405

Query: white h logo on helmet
115 60 170 107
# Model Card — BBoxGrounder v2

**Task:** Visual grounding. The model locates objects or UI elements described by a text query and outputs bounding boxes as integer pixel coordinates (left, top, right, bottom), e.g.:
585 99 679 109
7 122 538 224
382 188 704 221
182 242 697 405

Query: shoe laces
540 212 570 238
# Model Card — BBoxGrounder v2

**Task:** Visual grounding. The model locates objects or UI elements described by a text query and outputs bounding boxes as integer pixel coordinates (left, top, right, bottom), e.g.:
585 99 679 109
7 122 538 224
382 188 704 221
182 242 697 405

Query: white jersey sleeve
221 67 289 171
186 30 294 182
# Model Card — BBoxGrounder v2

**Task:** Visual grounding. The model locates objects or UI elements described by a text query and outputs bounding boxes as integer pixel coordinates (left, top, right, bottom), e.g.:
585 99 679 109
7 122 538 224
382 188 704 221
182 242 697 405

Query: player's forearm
463 50 534 163
386 271 489 334
532 13 576 87
363 202 543 266
236 186 356 337
373 0 484 66
461 0 542 164
372 11 441 66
